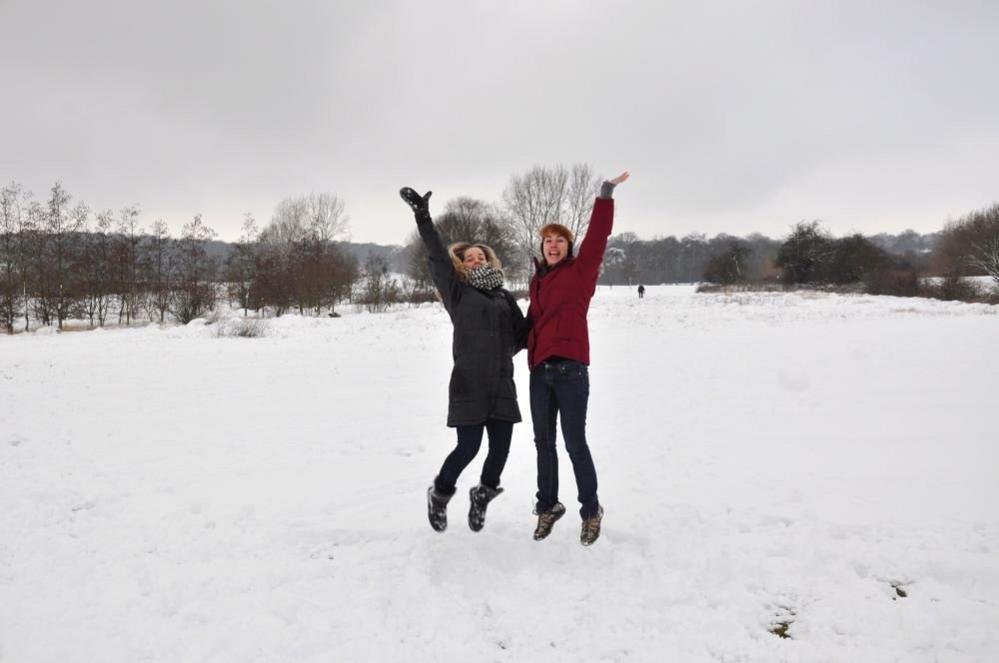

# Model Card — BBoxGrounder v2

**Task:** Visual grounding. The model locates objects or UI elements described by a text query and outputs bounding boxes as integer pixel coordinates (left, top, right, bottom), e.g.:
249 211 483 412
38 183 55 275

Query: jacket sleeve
416 217 462 312
574 196 615 288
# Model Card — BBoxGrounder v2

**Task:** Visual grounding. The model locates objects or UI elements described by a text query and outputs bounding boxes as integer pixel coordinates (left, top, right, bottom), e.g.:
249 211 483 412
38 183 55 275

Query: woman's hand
609 171 630 186
400 187 432 216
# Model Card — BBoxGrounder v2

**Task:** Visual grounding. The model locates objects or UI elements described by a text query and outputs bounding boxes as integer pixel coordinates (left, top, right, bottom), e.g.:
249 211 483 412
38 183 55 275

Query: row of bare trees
0 181 224 332
233 193 359 317
1 182 362 333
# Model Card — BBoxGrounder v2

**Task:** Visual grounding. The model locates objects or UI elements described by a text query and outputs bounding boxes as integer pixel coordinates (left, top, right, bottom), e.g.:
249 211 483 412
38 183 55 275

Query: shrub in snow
203 309 224 325
927 276 981 302
214 318 266 338
865 269 919 297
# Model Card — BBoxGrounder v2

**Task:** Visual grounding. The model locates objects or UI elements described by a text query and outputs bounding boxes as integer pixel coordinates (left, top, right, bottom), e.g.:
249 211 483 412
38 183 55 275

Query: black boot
468 484 504 532
426 486 452 532
533 502 566 541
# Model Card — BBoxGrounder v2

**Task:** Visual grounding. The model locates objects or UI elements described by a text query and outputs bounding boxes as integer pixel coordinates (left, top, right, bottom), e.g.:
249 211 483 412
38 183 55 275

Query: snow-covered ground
1 286 997 662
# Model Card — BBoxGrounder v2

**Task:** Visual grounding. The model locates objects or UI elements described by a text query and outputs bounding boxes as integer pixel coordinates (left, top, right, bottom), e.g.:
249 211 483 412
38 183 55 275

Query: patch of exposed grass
768 605 797 640
770 621 792 639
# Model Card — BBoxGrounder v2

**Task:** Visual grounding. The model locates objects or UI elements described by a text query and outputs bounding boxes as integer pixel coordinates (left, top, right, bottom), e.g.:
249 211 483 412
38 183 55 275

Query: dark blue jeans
434 419 514 495
530 358 600 519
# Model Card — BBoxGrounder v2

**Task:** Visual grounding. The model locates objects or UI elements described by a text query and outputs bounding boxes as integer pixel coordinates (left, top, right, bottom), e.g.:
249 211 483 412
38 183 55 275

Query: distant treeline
598 229 943 287
603 207 999 306
0 182 378 332
3 176 997 333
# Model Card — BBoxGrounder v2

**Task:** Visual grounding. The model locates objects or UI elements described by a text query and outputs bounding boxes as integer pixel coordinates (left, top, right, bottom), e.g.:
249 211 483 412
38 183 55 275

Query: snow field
1 286 997 662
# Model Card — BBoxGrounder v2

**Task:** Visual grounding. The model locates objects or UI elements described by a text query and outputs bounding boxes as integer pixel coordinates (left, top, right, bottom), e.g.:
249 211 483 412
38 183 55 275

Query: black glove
400 187 432 219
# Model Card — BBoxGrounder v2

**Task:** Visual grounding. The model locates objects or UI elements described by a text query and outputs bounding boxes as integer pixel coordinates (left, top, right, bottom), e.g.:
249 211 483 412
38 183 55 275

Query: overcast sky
2 0 997 245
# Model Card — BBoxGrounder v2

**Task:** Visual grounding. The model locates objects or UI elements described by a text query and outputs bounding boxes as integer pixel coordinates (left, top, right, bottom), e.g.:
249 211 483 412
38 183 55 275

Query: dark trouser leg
530 367 560 513
434 423 485 494
553 362 599 519
479 419 514 489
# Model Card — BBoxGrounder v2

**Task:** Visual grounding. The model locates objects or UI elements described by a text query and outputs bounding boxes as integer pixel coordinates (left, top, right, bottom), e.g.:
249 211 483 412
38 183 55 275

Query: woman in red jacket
527 170 629 546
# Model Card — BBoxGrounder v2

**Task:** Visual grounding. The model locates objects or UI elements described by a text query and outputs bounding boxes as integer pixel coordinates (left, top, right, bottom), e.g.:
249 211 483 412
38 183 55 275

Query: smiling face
462 246 488 270
543 233 569 266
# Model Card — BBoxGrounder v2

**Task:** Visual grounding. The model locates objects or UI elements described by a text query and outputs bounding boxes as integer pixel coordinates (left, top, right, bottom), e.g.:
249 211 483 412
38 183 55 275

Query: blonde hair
448 242 504 282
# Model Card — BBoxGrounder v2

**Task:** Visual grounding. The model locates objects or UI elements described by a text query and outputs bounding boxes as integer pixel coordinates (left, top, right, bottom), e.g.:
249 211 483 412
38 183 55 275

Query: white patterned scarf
468 264 504 291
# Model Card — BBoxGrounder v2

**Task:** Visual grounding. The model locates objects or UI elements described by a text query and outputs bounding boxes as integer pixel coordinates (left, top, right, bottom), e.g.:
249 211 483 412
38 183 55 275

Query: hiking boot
580 506 604 546
533 502 566 541
426 486 452 532
468 484 504 532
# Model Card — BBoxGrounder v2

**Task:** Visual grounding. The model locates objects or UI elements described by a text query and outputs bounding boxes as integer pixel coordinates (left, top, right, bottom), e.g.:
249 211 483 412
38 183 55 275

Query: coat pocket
448 369 474 401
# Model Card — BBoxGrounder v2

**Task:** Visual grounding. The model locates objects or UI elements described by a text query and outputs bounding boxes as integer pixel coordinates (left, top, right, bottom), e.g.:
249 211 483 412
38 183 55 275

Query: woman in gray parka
400 187 529 533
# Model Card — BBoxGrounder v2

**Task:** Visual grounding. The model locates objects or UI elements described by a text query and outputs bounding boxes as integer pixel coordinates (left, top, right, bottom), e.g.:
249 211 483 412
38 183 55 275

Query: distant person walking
400 187 530 533
527 170 630 546
638 284 646 299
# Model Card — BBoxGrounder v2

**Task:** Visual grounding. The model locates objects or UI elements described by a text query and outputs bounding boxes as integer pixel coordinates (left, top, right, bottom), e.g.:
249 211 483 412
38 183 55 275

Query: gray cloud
2 0 997 243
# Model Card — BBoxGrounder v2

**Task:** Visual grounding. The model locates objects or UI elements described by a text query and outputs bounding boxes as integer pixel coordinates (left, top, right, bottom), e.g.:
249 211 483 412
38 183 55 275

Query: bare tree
966 203 999 286
0 182 31 333
255 192 354 316
267 196 310 245
225 213 258 316
323 244 359 313
564 163 602 242
114 205 142 325
306 192 349 243
503 164 569 269
251 239 293 316
171 214 217 323
144 219 174 323
77 210 116 328
35 182 86 329
970 235 999 286
360 254 399 313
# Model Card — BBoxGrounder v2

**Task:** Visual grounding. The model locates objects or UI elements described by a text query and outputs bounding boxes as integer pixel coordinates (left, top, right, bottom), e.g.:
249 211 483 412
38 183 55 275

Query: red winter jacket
527 197 614 370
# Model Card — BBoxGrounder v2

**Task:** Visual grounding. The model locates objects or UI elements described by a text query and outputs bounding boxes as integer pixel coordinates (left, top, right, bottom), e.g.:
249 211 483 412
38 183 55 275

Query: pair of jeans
530 358 600 518
434 419 514 495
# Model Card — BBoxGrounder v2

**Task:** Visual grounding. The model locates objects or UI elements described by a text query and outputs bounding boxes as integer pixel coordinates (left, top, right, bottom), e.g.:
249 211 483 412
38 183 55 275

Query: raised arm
400 187 462 312
575 171 630 281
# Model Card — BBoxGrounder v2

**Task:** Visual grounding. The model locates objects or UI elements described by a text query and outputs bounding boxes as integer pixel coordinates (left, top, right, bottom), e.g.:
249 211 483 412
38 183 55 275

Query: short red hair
538 223 574 243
